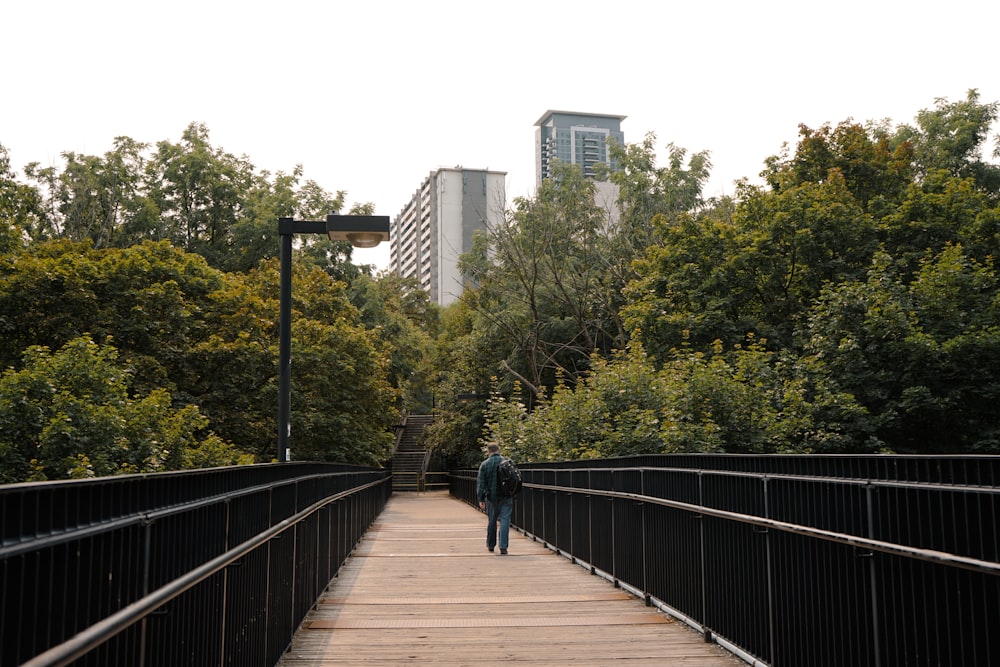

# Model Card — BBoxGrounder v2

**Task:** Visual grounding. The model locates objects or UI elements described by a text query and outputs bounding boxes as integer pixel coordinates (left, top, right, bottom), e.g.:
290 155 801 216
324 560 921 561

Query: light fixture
326 214 389 248
276 213 390 462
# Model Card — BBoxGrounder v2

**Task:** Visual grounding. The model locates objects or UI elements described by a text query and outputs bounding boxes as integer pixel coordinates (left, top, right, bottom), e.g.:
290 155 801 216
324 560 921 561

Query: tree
0 240 224 396
801 247 1000 452
0 143 41 253
625 169 879 356
608 132 713 239
879 171 997 277
892 89 1000 193
762 120 913 217
347 271 439 410
0 336 248 483
460 162 623 396
145 122 258 267
419 297 494 468
188 257 397 464
482 338 874 462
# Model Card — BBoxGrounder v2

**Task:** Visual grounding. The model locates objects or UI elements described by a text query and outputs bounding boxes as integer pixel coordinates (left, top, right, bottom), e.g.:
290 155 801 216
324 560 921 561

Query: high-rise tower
535 110 626 187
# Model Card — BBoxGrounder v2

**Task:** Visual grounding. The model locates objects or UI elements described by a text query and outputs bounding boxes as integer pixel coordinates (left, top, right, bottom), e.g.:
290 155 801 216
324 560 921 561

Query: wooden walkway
277 491 742 666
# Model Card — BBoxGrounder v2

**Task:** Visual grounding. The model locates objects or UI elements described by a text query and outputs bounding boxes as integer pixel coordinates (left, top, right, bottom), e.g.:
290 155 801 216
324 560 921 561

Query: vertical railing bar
587 468 594 574
641 469 649 604
137 519 153 667
698 470 708 639
218 498 231 667
763 476 775 665
611 471 617 584
866 483 882 667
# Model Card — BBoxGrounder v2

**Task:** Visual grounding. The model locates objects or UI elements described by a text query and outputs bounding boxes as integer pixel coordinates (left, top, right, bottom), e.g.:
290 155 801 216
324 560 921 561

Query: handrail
22 477 390 667
536 483 1000 577
391 411 409 456
1 471 374 559
451 465 1000 495
420 450 432 490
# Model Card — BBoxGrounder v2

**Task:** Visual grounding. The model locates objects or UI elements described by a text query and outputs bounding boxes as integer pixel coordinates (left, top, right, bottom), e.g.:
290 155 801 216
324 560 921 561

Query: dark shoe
499 548 508 555
488 547 495 553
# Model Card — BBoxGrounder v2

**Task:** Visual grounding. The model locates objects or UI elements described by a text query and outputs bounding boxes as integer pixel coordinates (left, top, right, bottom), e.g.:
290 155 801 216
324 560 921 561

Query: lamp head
325 214 390 248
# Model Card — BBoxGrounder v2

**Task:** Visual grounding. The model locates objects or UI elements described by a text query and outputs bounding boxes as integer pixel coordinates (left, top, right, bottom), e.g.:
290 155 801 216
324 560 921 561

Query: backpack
496 456 522 496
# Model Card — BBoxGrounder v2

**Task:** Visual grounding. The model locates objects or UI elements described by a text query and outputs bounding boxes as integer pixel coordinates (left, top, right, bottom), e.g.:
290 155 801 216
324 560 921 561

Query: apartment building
388 167 506 307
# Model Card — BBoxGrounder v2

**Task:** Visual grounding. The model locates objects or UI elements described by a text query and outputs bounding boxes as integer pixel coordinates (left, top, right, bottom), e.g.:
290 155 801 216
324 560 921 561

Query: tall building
535 110 626 187
389 167 506 307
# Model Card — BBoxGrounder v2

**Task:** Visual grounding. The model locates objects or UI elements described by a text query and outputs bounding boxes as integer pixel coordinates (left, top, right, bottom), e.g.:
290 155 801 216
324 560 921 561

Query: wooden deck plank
277 492 742 666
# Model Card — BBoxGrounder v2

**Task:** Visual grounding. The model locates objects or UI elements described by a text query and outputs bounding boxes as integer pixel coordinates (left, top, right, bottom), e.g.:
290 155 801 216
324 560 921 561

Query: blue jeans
486 496 513 551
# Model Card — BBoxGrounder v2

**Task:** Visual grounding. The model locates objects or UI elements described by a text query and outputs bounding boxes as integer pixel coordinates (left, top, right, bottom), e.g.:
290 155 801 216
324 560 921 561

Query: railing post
763 477 775 664
641 469 649 604
698 470 708 639
138 519 153 667
611 470 617 584
866 482 883 667
588 469 595 574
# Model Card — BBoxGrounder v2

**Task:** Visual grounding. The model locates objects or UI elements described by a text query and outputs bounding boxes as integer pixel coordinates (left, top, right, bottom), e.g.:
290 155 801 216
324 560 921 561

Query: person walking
477 442 512 554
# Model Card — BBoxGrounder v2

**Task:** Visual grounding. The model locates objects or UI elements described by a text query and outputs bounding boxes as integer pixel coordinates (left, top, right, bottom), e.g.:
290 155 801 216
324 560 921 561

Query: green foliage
417 298 493 467
0 238 401 478
480 339 874 461
607 132 713 246
481 380 533 462
465 91 1000 458
626 168 879 354
879 171 999 276
0 336 249 483
347 271 439 410
762 120 914 215
459 162 622 395
0 240 223 397
13 123 365 273
893 89 1000 191
187 257 397 465
0 143 40 253
802 246 1000 452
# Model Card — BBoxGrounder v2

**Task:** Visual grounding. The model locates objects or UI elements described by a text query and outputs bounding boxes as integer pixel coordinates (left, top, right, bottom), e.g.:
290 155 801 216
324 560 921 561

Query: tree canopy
3 91 999 480
0 125 427 481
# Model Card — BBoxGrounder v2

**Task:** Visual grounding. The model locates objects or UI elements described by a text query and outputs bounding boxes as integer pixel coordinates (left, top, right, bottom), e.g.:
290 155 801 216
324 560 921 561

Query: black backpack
496 456 522 496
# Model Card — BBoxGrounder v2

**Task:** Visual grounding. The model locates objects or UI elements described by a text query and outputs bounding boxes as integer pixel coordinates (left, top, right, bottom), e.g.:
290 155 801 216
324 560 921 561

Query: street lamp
277 214 389 462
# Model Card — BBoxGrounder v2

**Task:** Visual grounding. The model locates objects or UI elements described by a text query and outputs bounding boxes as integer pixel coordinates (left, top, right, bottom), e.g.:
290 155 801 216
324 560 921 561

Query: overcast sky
4 1 998 269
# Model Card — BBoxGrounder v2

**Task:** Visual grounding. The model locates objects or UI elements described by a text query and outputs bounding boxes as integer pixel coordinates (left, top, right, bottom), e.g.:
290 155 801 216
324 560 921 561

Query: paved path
277 491 742 666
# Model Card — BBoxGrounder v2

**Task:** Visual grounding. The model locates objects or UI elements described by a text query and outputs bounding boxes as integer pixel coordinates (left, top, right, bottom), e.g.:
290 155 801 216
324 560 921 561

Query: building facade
534 110 626 187
389 167 506 307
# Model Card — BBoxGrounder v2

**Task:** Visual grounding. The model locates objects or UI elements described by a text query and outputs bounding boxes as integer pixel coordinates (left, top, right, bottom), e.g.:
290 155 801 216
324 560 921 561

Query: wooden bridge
7 457 998 666
277 492 740 666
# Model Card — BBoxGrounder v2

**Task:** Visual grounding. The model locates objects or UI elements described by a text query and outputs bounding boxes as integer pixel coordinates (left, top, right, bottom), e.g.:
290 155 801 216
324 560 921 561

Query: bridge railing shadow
451 454 1000 667
1 463 391 667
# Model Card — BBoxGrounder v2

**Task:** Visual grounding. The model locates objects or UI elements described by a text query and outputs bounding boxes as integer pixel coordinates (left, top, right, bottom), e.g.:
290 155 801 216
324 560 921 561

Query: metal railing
450 455 1000 667
1 463 391 667
391 470 422 491
423 471 450 492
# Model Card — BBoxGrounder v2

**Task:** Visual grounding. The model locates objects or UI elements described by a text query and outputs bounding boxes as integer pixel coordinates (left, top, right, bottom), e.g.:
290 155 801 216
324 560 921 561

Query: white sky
4 0 999 270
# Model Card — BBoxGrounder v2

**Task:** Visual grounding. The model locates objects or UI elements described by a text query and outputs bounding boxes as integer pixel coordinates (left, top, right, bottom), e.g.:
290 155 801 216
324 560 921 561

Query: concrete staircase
391 414 434 492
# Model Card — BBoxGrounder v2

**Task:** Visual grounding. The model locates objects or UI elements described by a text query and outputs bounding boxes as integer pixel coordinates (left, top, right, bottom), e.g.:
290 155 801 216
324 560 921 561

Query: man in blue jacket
477 442 512 554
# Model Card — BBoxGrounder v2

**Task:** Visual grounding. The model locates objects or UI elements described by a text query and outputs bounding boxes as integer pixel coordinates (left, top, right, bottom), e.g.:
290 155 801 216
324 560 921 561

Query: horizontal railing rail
516 453 1000 486
423 471 450 491
391 470 422 490
450 456 1000 667
2 464 392 667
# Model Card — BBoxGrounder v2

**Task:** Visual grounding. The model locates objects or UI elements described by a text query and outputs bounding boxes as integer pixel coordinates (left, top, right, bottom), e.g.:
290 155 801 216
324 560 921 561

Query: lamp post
277 214 389 462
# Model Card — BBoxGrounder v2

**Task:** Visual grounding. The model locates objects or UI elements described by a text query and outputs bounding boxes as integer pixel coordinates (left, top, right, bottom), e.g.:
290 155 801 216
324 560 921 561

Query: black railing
1 463 391 667
450 455 1000 667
